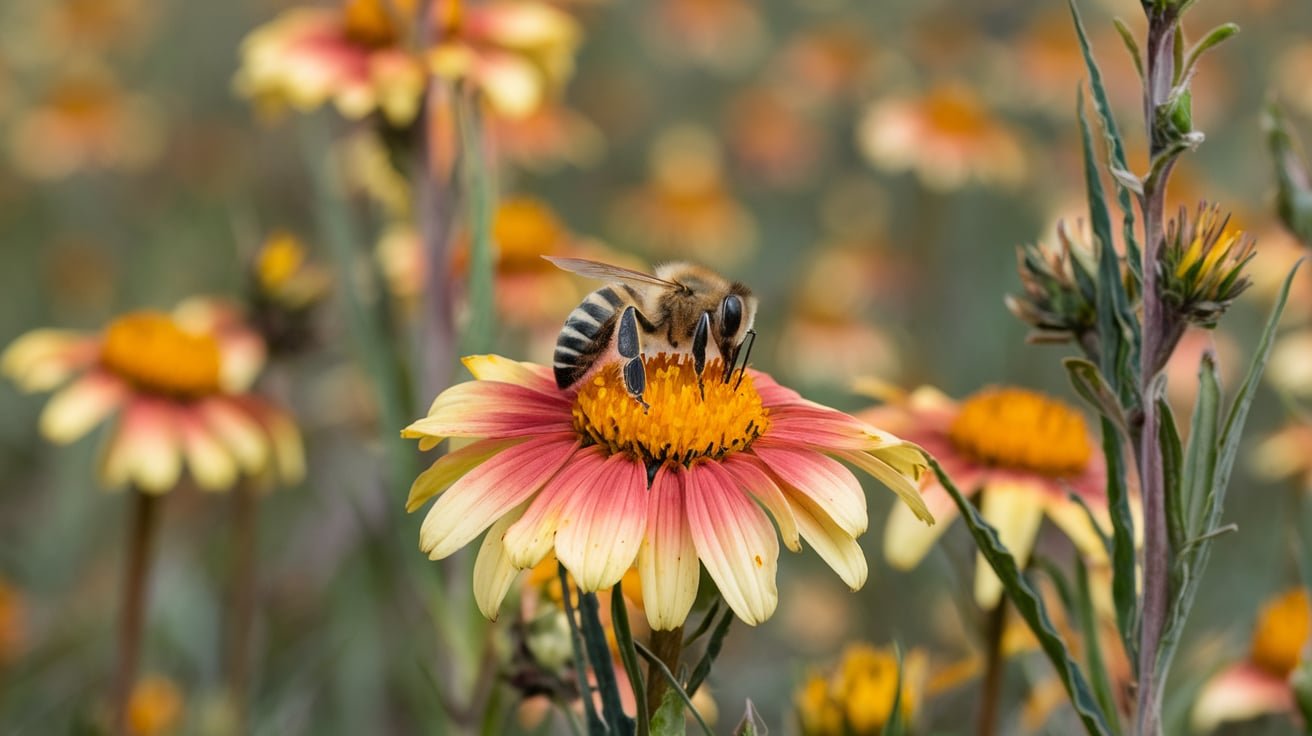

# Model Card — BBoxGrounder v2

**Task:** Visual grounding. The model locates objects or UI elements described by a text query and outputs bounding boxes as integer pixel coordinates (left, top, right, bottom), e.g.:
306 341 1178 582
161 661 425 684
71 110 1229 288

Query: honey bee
545 257 758 407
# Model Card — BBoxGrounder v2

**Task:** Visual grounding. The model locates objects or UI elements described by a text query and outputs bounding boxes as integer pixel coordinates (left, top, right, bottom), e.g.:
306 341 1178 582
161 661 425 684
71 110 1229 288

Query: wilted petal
641 465 699 631
685 462 779 626
38 372 126 444
420 434 578 560
503 446 607 569
554 455 647 591
974 482 1046 608
472 502 529 621
754 443 866 536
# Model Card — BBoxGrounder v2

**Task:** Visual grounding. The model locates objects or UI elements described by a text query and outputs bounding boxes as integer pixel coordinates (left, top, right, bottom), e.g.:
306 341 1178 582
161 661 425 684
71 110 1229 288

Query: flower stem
645 627 684 713
977 599 1008 736
112 488 161 735
224 481 259 728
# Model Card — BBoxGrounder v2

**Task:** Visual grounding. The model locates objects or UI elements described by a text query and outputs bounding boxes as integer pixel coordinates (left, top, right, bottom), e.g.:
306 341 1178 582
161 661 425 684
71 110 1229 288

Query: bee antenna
733 330 756 391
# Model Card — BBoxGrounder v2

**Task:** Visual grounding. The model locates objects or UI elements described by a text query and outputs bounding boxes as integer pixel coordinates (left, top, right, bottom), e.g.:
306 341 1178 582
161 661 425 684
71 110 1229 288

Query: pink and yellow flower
862 386 1108 608
1 300 303 493
1192 588 1310 732
857 83 1026 192
403 353 932 629
235 0 425 126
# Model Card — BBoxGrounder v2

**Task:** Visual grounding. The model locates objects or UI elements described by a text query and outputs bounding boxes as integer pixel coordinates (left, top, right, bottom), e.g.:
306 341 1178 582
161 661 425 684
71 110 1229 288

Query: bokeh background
1 0 1310 732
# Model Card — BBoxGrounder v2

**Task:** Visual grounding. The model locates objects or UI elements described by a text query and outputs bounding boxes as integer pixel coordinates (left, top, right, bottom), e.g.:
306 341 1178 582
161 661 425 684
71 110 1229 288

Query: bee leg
733 329 756 390
617 306 649 410
692 312 711 400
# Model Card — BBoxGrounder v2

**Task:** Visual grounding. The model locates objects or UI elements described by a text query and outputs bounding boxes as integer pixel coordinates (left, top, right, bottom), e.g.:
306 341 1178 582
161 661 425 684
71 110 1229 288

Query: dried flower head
1159 204 1256 329
1006 221 1099 347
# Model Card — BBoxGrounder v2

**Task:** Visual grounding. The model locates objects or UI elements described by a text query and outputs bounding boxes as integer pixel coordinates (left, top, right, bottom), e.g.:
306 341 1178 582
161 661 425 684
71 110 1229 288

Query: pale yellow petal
884 489 958 570
472 503 528 620
38 373 125 444
974 483 1046 608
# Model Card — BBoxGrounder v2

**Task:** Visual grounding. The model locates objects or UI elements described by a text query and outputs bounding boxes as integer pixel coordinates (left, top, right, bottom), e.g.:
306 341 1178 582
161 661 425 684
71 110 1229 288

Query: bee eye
721 295 743 336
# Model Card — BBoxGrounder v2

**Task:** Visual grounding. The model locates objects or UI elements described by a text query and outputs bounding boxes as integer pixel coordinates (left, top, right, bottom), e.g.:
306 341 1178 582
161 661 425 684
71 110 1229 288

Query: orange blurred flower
862 386 1109 608
7 67 163 180
611 126 757 267
1 300 303 493
641 0 767 75
858 83 1025 191
771 24 883 109
491 103 605 172
1192 589 1310 732
724 85 825 190
125 675 184 736
0 578 26 666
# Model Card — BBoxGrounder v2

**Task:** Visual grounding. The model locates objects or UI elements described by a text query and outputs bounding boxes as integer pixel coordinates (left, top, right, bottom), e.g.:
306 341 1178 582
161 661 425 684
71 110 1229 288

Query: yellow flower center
947 387 1092 477
342 0 400 46
1250 588 1310 677
256 230 307 292
923 85 990 138
572 354 769 466
100 312 223 398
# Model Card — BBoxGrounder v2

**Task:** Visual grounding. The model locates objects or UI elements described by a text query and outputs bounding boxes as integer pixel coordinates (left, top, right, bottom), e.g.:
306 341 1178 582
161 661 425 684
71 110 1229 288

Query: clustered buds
1158 203 1255 329
1006 221 1100 348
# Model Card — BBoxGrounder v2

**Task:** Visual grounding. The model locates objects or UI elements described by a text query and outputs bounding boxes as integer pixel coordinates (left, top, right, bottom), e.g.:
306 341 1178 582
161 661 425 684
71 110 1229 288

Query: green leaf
1064 357 1129 432
1075 556 1123 734
885 644 908 736
577 590 632 734
1182 24 1238 83
1112 18 1144 78
556 565 605 735
685 606 733 697
636 643 715 736
1181 353 1220 541
613 582 650 736
456 98 497 356
1157 388 1186 555
1099 416 1139 664
928 457 1113 736
1069 0 1142 282
649 690 687 736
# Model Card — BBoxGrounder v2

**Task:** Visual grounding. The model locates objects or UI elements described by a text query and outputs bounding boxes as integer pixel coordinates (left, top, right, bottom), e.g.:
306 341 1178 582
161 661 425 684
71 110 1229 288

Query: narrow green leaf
1157 389 1186 554
1112 18 1144 78
556 565 605 735
928 458 1113 736
1181 353 1220 540
578 590 633 734
1075 556 1123 734
885 644 908 736
1183 24 1238 82
636 643 715 736
1100 416 1139 666
685 606 733 697
1064 357 1129 432
456 97 497 356
613 582 650 736
1069 0 1142 281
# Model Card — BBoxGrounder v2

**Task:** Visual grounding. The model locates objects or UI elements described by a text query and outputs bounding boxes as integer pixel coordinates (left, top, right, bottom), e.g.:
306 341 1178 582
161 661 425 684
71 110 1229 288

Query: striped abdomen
554 286 626 388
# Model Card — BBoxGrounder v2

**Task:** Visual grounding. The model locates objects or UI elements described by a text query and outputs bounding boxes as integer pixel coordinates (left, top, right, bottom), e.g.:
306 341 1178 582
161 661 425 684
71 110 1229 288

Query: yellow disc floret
947 387 1092 477
1250 588 1310 678
100 312 223 398
572 354 769 465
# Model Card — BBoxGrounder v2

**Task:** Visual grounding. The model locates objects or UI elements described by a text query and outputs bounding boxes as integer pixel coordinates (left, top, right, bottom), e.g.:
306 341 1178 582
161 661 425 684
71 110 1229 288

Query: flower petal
198 398 271 474
784 486 868 590
472 502 529 621
38 372 126 444
101 399 183 494
461 355 558 394
833 448 934 524
974 482 1046 608
420 434 578 560
753 443 866 537
406 437 528 513
0 329 97 392
1191 663 1294 732
721 454 800 552
641 465 699 631
402 381 571 441
554 455 647 591
883 481 959 570
685 461 779 626
179 412 238 492
503 446 606 569
1043 494 1110 562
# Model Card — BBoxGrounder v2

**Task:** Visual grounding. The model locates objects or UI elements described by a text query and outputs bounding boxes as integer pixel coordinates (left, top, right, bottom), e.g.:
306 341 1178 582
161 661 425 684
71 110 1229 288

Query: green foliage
928 457 1113 736
650 691 687 736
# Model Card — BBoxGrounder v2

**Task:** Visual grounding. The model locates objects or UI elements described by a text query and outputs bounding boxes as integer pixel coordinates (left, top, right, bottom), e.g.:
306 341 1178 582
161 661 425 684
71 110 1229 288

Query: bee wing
542 256 680 288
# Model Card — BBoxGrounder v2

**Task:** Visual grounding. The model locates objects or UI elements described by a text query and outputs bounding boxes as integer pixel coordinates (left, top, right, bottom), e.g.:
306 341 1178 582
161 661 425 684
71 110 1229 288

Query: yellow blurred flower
862 386 1111 608
126 675 184 736
1 300 303 493
858 83 1026 191
1192 588 1310 732
235 0 425 126
253 230 332 311
795 643 927 736
611 125 757 267
7 66 163 181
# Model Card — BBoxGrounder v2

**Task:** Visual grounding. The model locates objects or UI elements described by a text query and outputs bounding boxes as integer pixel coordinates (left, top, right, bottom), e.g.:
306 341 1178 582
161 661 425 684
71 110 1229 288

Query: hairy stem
112 489 162 735
645 627 684 712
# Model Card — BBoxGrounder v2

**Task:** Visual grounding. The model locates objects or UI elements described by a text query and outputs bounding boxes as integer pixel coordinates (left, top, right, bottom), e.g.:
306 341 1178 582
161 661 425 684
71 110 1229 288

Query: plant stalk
977 600 1008 736
112 488 162 735
645 626 684 712
224 481 259 728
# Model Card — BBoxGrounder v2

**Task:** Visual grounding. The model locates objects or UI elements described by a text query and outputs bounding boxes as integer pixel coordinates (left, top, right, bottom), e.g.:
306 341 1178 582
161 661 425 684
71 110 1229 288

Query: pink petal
101 398 183 493
406 436 530 513
1192 662 1294 732
721 454 800 552
403 381 571 441
554 455 647 591
753 443 866 536
502 446 607 569
461 355 558 395
419 434 579 560
765 406 882 451
684 461 779 625
641 465 700 630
